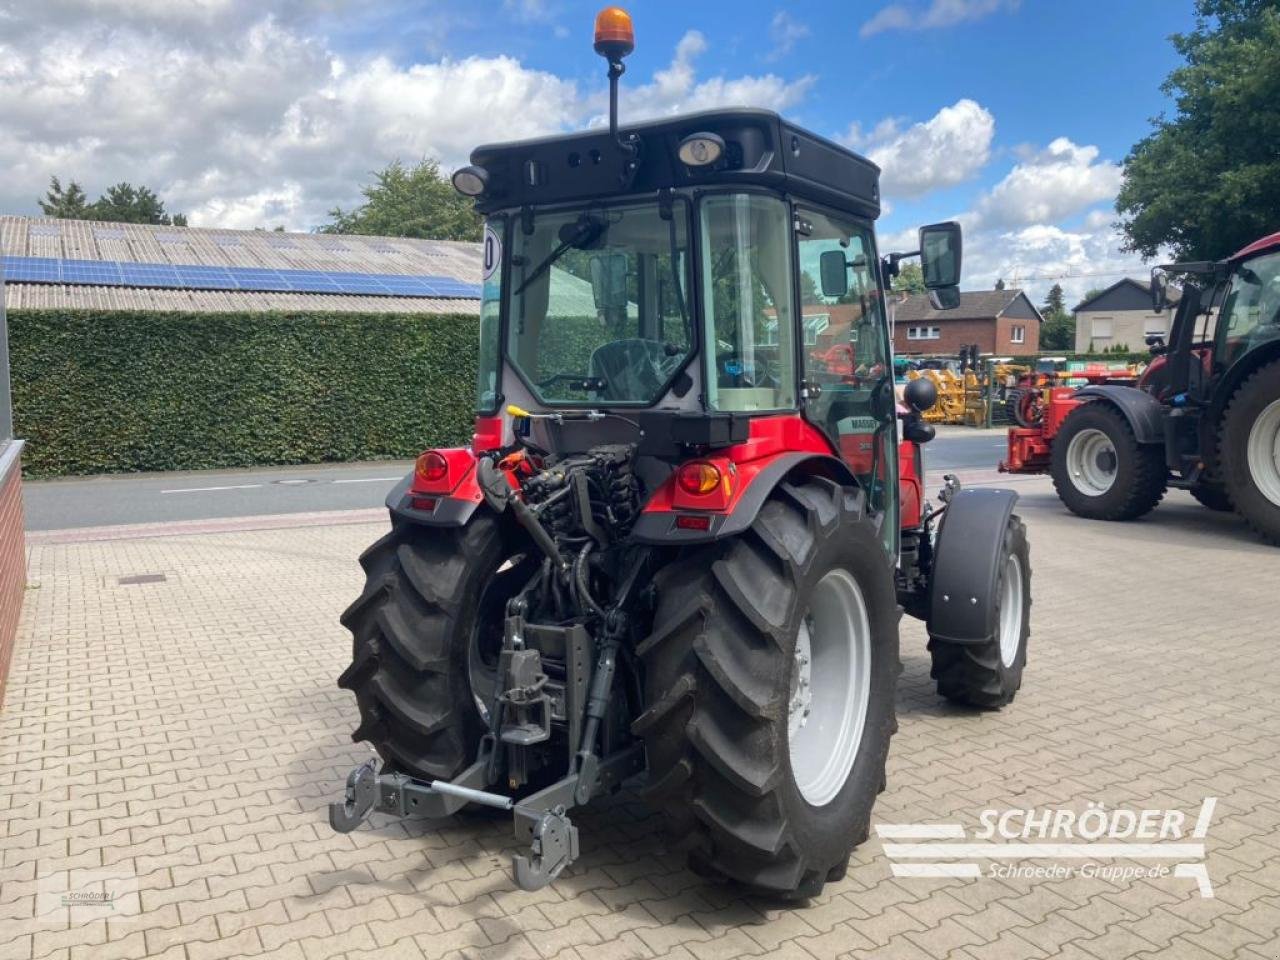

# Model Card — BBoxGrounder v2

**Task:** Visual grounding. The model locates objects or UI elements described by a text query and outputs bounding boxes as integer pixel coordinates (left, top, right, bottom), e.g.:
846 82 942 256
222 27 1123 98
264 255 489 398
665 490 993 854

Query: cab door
795 207 898 551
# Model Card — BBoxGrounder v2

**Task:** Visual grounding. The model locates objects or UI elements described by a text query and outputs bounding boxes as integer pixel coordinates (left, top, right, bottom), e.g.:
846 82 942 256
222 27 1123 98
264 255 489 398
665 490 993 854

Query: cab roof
468 108 881 221
1232 231 1280 263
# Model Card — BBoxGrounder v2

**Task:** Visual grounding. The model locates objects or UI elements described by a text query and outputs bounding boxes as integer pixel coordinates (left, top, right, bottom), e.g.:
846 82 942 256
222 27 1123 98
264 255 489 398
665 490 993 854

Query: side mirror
904 376 937 413
920 221 962 290
1151 269 1168 313
590 253 629 312
819 249 849 299
929 287 961 310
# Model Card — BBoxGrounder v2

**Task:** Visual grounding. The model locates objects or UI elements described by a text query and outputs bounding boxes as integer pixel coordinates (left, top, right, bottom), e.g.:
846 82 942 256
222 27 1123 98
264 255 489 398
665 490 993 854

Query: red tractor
1001 231 1280 542
329 8 1033 899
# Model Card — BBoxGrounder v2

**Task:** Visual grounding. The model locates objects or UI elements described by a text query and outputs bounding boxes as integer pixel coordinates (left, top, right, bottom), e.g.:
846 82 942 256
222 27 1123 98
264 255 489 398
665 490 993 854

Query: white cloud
861 0 1020 37
842 99 994 200
958 222 1153 306
767 10 810 61
0 10 815 230
973 137 1122 230
604 31 815 124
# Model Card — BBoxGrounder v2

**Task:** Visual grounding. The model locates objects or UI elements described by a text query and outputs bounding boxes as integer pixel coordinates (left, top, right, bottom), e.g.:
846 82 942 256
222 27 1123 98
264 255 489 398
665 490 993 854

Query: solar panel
0 255 480 300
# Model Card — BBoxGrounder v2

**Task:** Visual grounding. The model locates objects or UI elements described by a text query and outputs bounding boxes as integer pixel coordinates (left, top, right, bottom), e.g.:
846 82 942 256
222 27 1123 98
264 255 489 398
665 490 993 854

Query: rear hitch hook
329 758 378 833
512 807 580 891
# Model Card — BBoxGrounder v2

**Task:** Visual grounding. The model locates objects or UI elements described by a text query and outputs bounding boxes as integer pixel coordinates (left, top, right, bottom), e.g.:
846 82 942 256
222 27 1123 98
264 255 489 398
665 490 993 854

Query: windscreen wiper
514 216 606 297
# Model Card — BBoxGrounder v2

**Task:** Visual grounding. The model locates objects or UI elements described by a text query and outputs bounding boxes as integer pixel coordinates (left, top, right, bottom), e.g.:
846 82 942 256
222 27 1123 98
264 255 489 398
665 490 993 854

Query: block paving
2 476 1278 960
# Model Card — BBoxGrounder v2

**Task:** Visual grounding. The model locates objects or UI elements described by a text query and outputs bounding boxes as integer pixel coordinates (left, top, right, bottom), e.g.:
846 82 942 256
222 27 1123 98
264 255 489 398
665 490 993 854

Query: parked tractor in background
327 8 1034 900
1001 231 1280 543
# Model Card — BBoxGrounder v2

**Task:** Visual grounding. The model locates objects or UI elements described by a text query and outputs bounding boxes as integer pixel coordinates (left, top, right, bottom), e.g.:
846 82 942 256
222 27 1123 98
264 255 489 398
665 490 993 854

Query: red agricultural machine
1001 231 1280 542
328 8 1033 898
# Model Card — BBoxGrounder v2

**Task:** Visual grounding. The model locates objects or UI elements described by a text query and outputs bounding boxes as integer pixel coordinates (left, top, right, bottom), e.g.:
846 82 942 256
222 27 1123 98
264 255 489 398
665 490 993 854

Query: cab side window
795 209 897 542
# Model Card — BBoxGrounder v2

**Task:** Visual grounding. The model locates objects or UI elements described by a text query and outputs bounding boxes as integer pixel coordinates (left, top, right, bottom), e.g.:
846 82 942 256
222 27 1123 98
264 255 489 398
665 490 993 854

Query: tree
38 177 91 219
90 183 187 226
994 277 1006 290
323 159 481 242
1039 282 1076 351
891 262 926 294
36 177 187 225
1117 0 1280 260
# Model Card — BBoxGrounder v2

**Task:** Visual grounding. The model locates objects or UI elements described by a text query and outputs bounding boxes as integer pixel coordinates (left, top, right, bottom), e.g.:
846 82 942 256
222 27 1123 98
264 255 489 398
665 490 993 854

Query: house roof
1073 276 1179 314
894 289 1043 323
0 215 482 314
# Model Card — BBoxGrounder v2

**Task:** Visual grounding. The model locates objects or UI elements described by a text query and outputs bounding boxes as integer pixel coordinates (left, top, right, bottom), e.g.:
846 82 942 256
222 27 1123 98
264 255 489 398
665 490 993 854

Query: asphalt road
23 460 414 531
22 428 1011 530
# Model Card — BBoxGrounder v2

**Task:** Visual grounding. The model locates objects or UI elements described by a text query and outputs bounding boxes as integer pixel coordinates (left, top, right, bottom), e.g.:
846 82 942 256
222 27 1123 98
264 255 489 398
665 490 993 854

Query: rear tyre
1006 389 1039 428
337 515 525 779
928 516 1031 708
1189 483 1232 512
1220 359 1280 544
635 477 899 899
1050 402 1166 521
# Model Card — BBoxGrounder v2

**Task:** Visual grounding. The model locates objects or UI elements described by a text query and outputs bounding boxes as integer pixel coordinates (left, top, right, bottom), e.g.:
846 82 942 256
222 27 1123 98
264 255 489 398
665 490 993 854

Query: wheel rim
788 568 872 808
1065 427 1118 496
467 555 528 724
998 553 1024 668
1246 398 1280 507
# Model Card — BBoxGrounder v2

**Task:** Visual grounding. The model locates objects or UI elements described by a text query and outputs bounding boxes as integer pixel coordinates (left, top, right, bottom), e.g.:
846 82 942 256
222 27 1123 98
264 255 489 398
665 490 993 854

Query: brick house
891 289 1042 357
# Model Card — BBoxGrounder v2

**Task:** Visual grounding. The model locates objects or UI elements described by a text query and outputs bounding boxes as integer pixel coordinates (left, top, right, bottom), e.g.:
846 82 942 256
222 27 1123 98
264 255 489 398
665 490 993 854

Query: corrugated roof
894 289 1040 323
0 215 482 314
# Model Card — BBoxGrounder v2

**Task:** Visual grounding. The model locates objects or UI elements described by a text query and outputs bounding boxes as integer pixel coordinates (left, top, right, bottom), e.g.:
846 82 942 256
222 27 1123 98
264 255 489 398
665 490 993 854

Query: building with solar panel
0 215 483 312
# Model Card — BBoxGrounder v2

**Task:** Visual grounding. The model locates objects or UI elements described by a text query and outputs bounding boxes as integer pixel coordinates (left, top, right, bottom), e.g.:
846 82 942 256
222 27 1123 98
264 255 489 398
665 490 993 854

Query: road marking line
161 484 262 494
332 477 401 484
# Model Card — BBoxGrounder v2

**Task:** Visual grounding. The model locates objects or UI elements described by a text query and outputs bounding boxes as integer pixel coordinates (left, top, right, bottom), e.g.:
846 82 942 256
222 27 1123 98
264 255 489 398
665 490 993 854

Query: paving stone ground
2 475 1278 960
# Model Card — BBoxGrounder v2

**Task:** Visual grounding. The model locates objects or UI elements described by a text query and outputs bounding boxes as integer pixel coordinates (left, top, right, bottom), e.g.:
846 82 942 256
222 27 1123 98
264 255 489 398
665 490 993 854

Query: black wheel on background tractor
1220 359 1280 544
928 515 1031 708
634 476 899 899
1006 389 1039 428
1189 483 1232 512
337 516 531 780
1050 402 1167 521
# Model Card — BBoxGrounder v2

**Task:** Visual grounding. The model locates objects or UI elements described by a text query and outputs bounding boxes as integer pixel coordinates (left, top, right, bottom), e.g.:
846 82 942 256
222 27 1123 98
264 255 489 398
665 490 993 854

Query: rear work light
677 461 722 496
416 451 449 485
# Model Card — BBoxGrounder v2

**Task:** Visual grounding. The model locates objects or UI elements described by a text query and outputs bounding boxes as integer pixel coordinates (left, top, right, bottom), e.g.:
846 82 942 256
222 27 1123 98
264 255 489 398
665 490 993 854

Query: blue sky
0 0 1200 302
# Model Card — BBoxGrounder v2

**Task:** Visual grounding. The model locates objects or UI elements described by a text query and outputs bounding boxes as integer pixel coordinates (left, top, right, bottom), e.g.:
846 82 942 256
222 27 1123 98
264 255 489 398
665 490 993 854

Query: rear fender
1073 385 1165 444
925 488 1018 641
629 452 858 544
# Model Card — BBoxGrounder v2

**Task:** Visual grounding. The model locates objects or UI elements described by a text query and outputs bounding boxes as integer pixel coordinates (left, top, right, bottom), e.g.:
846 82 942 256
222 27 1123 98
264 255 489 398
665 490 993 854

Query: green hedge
9 310 478 477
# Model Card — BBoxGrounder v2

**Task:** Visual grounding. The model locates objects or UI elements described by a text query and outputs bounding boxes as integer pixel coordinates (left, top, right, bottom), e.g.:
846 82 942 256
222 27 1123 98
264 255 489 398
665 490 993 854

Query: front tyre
928 515 1031 708
1220 359 1280 544
635 477 899 899
1050 402 1166 521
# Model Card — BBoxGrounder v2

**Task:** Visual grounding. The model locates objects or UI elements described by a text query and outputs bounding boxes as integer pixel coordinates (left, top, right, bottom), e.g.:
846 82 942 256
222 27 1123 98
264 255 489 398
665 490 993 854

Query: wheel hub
787 569 872 808
1066 427 1118 496
788 618 814 736
1246 398 1280 508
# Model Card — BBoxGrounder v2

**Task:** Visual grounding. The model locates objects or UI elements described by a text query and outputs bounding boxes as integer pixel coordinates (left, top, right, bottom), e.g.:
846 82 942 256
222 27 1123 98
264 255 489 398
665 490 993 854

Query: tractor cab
455 100 962 550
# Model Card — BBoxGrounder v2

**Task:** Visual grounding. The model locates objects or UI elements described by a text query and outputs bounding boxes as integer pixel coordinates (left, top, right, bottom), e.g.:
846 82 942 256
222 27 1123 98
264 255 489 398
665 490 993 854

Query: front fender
629 452 859 544
926 487 1018 643
1074 384 1165 444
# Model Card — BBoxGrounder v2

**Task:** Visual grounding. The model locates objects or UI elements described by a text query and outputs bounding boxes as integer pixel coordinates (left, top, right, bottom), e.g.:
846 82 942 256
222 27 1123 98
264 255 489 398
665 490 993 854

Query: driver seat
588 339 681 402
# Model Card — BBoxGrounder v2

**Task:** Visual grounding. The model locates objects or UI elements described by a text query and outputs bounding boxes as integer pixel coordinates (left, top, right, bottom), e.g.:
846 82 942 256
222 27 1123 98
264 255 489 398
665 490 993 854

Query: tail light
416 451 449 485
677 461 722 496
